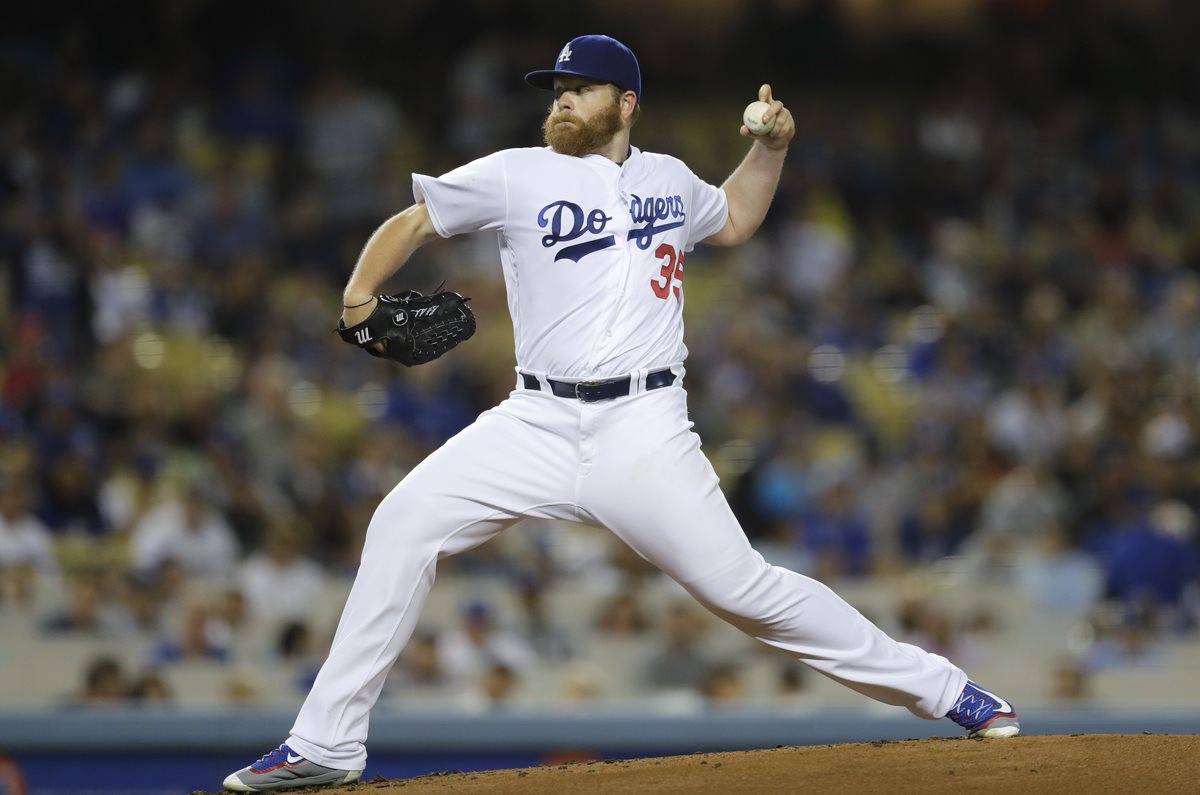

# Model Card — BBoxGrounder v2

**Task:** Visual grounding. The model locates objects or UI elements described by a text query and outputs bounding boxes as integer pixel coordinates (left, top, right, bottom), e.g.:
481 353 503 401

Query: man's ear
623 91 637 118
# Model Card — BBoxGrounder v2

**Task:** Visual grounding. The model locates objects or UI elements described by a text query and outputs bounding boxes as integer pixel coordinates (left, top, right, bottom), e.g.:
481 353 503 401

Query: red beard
542 98 623 156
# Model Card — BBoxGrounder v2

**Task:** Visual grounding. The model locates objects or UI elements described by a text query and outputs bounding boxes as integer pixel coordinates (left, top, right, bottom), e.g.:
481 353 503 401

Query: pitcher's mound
239 735 1200 794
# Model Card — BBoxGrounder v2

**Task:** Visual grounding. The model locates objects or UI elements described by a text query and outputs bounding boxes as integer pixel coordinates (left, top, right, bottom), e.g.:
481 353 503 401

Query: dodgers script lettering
536 195 688 263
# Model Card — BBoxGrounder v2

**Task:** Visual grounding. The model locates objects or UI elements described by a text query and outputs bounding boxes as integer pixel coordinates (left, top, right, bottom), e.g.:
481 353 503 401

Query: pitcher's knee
362 490 447 554
688 561 791 627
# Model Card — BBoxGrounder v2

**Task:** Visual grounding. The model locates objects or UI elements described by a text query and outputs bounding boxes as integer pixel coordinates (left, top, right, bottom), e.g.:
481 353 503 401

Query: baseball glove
336 290 476 366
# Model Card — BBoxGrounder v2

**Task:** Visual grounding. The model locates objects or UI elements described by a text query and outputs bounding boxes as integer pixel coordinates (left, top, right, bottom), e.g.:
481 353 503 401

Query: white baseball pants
287 382 967 769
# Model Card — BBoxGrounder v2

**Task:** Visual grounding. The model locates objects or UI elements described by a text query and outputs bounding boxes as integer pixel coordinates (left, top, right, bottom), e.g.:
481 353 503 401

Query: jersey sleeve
684 171 729 251
412 151 508 238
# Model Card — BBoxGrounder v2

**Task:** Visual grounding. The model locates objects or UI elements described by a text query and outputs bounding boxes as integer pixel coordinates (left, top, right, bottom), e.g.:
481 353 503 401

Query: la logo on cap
557 43 572 63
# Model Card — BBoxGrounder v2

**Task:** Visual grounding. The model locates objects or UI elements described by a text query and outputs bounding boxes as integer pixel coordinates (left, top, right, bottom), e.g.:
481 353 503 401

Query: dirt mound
222 735 1199 794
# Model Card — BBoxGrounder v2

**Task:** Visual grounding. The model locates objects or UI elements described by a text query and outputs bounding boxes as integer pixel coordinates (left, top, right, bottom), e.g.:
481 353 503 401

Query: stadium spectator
115 571 166 635
594 591 650 638
1047 657 1092 705
127 671 174 706
793 478 874 579
984 375 1069 466
702 664 746 705
438 600 538 684
213 586 249 635
1082 602 1170 671
72 656 129 708
97 453 162 536
895 595 977 668
1101 500 1200 611
235 521 326 621
774 665 812 708
301 68 402 224
0 474 58 604
37 449 107 537
391 630 447 690
640 602 716 693
39 573 124 636
477 663 520 711
1012 525 1105 617
1135 273 1200 368
514 575 573 661
897 491 971 565
275 620 315 662
129 481 239 579
973 464 1072 558
151 601 233 665
557 663 605 705
188 163 271 270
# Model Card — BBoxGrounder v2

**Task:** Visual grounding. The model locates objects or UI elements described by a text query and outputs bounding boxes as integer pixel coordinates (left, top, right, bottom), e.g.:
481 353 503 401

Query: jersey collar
580 145 640 167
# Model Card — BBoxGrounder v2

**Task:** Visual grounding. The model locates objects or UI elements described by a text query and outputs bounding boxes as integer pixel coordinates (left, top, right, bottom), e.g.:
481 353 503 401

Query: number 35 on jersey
651 243 684 301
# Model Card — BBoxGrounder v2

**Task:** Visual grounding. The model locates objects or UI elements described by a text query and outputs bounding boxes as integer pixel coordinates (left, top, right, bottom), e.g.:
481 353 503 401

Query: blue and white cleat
223 743 362 792
945 680 1021 738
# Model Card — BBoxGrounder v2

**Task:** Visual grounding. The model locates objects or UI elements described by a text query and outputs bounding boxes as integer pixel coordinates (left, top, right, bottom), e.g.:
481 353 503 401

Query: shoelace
947 689 1000 731
256 745 288 767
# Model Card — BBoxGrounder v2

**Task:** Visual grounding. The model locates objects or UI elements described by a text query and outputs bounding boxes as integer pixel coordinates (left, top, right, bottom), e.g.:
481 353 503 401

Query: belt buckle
575 380 602 402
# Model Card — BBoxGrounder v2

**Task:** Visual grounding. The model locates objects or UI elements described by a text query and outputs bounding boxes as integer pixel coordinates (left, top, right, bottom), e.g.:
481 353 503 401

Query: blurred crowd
2 2 1200 712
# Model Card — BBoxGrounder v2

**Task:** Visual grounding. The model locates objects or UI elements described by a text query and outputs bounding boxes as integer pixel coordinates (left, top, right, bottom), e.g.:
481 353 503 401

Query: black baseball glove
337 290 476 366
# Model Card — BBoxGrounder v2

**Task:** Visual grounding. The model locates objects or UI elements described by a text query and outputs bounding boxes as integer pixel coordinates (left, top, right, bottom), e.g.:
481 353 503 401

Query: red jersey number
650 243 684 301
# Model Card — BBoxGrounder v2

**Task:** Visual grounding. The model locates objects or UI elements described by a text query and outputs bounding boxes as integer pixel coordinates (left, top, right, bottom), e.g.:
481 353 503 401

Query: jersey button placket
585 178 622 367
606 175 631 345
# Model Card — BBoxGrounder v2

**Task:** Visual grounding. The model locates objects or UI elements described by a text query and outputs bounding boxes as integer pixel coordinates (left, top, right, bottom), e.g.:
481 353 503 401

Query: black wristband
343 296 378 309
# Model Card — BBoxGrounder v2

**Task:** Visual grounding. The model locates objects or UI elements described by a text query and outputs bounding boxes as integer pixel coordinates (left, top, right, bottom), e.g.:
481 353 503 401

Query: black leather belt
520 368 677 402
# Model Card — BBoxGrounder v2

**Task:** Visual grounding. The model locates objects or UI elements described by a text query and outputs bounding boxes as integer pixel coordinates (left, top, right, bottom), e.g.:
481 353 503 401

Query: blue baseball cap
525 35 641 101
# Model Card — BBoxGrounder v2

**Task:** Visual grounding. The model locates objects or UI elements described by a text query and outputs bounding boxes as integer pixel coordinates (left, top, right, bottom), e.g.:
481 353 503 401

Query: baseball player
224 34 1019 792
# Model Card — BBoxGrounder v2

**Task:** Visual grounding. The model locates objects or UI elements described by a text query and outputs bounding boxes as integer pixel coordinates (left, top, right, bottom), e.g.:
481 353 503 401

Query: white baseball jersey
413 146 728 378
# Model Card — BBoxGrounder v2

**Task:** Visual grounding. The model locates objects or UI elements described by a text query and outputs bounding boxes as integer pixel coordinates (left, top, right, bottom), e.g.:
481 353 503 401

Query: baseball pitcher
224 34 1018 793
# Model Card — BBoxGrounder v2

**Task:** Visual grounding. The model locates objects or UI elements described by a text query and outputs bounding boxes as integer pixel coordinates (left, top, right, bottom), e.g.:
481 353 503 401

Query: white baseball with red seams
281 143 968 771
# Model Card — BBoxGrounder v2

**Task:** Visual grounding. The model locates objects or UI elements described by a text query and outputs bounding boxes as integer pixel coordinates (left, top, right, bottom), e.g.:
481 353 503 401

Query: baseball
743 100 774 135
